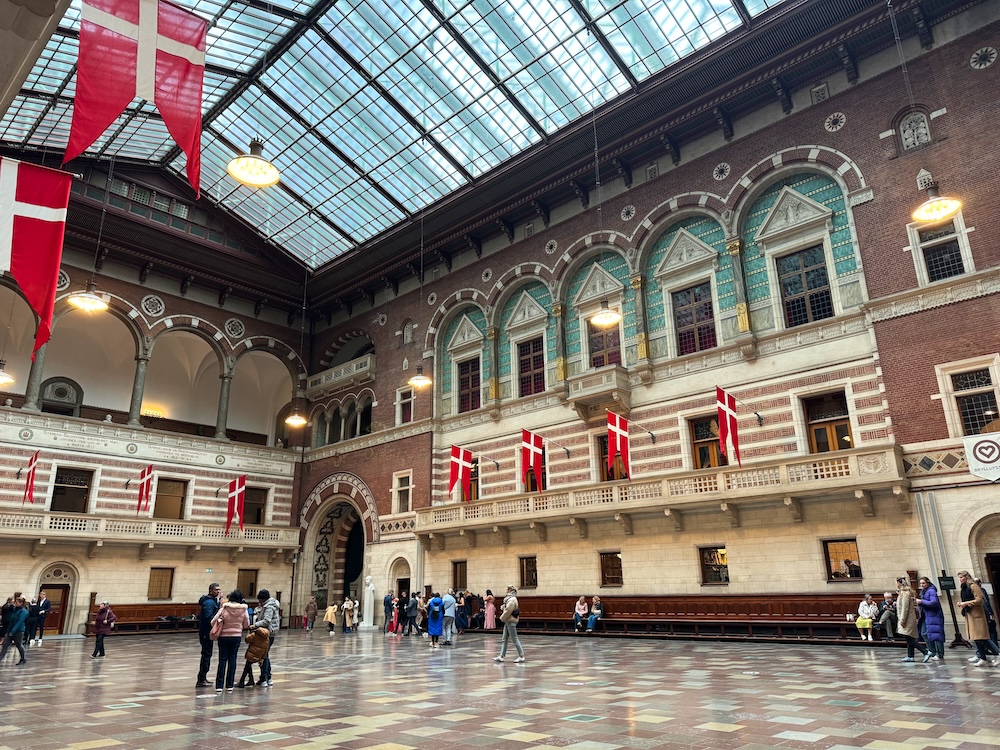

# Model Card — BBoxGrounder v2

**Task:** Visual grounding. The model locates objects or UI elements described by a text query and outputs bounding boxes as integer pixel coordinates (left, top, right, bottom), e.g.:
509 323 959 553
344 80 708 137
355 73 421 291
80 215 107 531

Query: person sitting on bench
586 596 604 632
573 596 589 632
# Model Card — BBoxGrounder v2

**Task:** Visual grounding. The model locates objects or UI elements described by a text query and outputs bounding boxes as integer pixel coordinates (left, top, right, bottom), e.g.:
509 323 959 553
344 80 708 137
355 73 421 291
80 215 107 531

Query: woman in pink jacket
211 590 249 692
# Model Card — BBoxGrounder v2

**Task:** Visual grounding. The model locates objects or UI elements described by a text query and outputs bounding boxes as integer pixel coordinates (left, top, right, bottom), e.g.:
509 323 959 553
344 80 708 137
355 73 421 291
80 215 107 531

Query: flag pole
477 453 500 471
539 436 571 458
732 394 764 426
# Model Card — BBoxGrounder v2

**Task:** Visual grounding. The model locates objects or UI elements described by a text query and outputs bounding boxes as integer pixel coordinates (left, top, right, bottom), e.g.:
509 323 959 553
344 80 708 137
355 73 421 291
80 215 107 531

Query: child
237 625 270 689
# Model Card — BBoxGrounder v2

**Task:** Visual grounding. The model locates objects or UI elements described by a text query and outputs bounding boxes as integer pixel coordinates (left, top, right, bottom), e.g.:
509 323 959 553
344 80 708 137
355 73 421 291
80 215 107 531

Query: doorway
984 554 1000 613
396 577 410 600
39 584 70 635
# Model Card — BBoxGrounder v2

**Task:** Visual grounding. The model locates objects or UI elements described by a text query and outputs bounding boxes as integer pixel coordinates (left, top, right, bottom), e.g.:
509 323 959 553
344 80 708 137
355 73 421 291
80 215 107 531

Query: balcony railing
0 511 300 546
306 354 375 397
416 446 906 533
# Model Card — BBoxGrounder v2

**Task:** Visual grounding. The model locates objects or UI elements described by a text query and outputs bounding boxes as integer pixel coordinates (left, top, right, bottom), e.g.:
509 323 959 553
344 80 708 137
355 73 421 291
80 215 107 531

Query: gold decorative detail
726 238 742 255
486 327 499 341
552 303 565 318
556 357 566 382
489 377 498 400
630 274 643 290
736 302 750 332
636 332 648 360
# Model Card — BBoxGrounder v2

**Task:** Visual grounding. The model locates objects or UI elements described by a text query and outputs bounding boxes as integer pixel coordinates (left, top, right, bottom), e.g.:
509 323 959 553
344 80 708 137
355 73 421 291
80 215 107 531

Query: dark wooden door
40 584 70 635
396 578 410 600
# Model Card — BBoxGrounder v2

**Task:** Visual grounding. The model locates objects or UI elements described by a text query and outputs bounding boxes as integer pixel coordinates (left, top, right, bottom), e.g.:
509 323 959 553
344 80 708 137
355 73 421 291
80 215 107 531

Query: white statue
362 575 375 629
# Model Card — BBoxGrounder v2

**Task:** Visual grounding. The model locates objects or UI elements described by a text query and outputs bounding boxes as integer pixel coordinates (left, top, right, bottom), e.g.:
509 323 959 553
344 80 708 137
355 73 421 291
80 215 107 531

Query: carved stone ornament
447 314 485 353
857 452 890 475
224 318 245 338
544 239 558 255
506 292 548 332
573 263 622 307
754 186 833 249
653 228 718 279
141 294 165 317
56 269 70 291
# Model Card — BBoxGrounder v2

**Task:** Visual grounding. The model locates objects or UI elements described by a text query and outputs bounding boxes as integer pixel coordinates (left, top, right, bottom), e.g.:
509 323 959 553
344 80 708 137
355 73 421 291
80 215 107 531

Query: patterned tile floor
0 630 998 749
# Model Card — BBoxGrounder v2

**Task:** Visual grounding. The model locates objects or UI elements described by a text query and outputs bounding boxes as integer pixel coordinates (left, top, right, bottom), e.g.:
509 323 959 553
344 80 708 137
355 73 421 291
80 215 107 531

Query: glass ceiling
1 0 790 269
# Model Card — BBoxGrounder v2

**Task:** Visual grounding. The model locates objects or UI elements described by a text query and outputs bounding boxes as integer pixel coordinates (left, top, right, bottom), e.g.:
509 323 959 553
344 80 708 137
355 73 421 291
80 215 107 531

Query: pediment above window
654 229 719 280
506 292 548 332
447 314 484 354
574 263 623 308
755 186 833 252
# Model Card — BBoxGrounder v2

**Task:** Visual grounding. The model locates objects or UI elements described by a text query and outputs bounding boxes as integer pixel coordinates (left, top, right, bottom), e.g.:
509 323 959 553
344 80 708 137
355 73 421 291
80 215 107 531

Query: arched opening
389 557 412 601
330 335 374 367
37 561 78 635
0 283 38 399
143 330 221 437
308 501 365 610
230 348 294 445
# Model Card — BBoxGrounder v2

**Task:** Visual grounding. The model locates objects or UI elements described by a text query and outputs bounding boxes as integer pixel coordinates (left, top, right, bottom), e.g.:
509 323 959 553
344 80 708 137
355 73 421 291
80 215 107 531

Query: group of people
196 583 281 693
573 595 605 632
321 594 361 634
378 588 502 640
854 572 999 665
0 591 52 665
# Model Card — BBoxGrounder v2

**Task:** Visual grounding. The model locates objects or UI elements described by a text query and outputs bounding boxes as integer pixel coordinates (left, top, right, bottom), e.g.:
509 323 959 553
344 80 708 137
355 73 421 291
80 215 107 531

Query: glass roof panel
744 0 789 14
22 31 77 96
0 97 49 143
207 4 296 74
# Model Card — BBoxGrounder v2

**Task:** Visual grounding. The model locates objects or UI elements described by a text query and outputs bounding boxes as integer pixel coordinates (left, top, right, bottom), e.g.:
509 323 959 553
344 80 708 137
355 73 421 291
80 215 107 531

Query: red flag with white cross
607 411 630 480
448 445 474 502
716 386 742 466
136 464 154 514
521 429 544 490
226 475 246 535
22 450 40 505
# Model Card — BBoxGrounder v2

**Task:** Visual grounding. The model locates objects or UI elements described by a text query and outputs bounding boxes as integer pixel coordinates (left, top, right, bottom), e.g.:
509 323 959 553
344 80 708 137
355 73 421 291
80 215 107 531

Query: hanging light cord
591 97 603 234
887 0 917 112
91 155 116 278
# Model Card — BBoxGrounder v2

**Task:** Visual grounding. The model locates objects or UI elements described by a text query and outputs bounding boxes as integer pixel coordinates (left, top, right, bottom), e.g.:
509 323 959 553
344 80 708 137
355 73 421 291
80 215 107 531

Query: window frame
595 434 628 482
775 243 836 328
670 280 719 356
520 444 547 493
934 356 1000 437
803 392 854 454
519 556 538 589
905 212 975 288
452 560 468 591
392 470 413 514
147 567 175 600
152 476 190 521
586 318 623 369
515 334 547 398
699 545 729 585
599 551 624 587
824 539 863 582
396 387 414 426
47 462 100 514
243 486 270 526
689 415 727 469
456 356 482 414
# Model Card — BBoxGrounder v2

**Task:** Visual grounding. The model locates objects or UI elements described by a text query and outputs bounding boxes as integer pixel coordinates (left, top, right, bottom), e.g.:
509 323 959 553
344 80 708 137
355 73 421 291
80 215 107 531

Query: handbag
209 612 224 641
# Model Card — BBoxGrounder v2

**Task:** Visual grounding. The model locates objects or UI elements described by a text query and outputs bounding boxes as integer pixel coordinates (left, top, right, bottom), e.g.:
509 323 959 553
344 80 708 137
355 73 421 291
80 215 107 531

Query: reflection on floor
0 628 997 749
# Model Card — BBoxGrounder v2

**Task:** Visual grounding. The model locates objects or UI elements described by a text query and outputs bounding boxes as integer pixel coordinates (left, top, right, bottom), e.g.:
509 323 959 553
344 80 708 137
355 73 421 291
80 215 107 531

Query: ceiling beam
566 0 639 93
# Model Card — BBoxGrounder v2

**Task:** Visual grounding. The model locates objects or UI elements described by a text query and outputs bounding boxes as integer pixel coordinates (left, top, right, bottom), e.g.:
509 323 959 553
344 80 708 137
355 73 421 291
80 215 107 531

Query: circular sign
215 455 226 465
972 439 1000 464
126 443 138 454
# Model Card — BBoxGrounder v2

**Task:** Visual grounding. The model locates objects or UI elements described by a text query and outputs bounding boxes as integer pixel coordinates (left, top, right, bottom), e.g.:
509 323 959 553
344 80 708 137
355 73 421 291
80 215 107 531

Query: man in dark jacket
36 591 51 644
196 582 221 687
0 598 28 664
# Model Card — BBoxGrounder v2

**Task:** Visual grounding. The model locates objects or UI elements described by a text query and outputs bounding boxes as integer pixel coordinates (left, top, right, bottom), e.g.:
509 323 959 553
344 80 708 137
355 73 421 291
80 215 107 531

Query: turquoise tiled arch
438 306 490 396
642 216 730 335
497 282 556 382
742 173 856 305
564 252 633 361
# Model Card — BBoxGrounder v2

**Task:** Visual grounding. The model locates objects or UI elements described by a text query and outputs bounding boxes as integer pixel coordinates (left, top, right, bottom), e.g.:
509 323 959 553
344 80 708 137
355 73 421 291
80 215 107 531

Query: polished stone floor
0 629 998 749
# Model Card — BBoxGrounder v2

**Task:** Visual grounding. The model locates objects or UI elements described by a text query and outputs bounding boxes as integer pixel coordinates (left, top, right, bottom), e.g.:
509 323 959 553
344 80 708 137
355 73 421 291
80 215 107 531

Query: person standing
196 582 221 688
304 596 318 632
493 585 524 663
237 624 270 689
383 591 394 633
957 570 999 666
917 577 945 662
212 590 249 693
342 595 355 633
255 589 281 687
426 592 444 648
35 591 51 645
0 596 14 640
0 597 28 665
90 601 116 658
23 599 40 647
323 601 339 635
484 590 496 630
404 593 418 636
896 577 928 662
442 589 457 646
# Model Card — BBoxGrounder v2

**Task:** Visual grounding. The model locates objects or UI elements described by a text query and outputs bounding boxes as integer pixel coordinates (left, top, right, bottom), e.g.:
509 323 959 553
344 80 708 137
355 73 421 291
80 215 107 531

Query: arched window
899 110 932 152
313 411 328 448
329 407 343 444
343 401 359 439
359 396 373 435
40 377 83 417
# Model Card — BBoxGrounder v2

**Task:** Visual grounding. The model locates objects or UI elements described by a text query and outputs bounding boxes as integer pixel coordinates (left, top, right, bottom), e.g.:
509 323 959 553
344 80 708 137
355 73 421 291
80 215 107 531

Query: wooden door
40 584 70 635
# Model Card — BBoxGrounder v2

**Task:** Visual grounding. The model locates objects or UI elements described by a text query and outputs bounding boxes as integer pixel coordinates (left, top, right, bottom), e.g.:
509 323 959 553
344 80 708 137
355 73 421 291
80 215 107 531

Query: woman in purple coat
91 601 117 658
918 577 946 662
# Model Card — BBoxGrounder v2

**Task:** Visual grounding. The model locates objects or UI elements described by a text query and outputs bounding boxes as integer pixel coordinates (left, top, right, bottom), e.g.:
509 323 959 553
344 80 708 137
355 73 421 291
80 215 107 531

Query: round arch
423 288 489 352
318 329 375 369
551 244 631 307
632 201 729 273
52 291 145 353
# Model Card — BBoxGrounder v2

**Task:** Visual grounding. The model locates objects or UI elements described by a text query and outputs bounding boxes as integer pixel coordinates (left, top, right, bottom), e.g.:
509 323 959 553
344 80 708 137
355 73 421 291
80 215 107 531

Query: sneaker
515 657 525 663
901 657 915 662
196 680 212 687
266 679 273 687
972 658 987 666
922 652 932 663
227 687 234 693
216 688 223 693
493 656 504 662
968 656 980 663
930 656 940 661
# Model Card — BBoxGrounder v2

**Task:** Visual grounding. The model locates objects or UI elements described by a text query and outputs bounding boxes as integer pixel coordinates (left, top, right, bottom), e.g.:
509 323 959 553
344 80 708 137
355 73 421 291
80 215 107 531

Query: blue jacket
198 594 220 633
7 606 28 635
919 584 946 643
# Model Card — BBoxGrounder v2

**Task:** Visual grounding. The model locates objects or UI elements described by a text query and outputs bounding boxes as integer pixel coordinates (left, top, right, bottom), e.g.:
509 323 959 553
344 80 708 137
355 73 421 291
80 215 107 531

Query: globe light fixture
0 359 13 387
590 299 621 327
284 407 307 428
68 280 109 312
912 169 961 223
227 138 280 188
407 363 432 389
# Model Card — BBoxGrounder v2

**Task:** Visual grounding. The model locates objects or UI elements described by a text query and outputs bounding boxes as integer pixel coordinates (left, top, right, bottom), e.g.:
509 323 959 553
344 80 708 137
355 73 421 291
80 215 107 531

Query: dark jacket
7 605 28 635
0 602 15 635
198 594 220 634
38 597 51 618
94 605 117 635
918 584 946 643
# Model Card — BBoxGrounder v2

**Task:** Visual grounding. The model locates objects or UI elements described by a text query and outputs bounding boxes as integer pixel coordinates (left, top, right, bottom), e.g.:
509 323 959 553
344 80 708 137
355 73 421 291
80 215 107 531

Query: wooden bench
514 594 894 645
84 597 200 636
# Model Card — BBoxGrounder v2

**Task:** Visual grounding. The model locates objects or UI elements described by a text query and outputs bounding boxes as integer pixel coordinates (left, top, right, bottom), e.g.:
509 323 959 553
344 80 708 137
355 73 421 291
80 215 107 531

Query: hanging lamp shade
0 359 13 387
285 403 307 427
407 363 432 389
590 299 622 327
67 280 109 312
912 170 961 223
227 138 280 188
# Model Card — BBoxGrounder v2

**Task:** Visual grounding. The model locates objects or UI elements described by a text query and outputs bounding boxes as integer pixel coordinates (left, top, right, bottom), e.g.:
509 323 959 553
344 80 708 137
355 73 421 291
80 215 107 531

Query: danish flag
64 0 207 195
448 445 474 502
225 475 246 535
135 464 154 514
607 411 631 479
22 451 40 505
521 429 544 490
716 386 742 466
0 157 73 357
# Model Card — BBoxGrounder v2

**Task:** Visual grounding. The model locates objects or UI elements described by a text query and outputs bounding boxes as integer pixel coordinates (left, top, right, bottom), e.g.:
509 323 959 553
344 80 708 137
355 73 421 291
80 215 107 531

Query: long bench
514 594 894 645
84 600 200 636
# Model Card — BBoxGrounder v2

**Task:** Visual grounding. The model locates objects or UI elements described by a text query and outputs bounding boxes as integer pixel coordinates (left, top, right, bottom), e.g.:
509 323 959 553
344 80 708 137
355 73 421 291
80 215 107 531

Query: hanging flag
22 450 40 505
135 464 154 514
716 386 742 467
448 445 474 502
607 411 631 479
0 157 73 358
64 0 207 195
225 475 246 535
521 429 544 490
